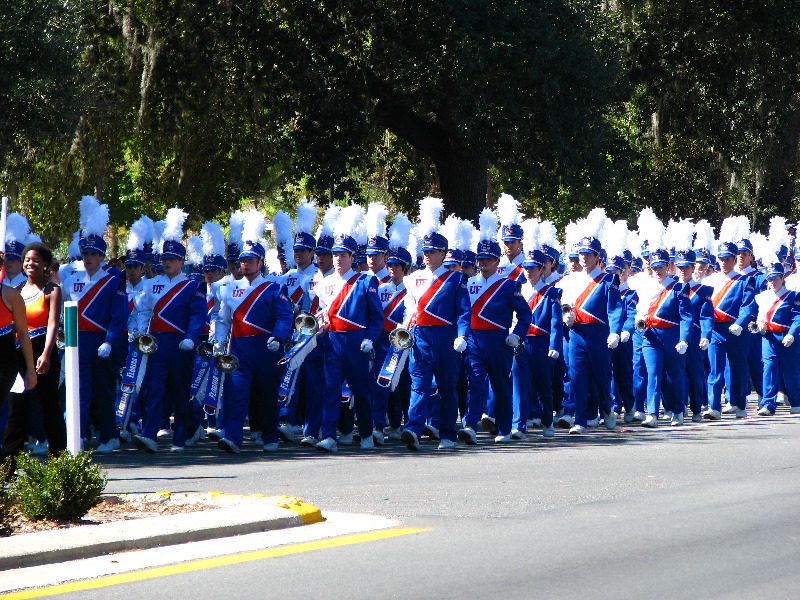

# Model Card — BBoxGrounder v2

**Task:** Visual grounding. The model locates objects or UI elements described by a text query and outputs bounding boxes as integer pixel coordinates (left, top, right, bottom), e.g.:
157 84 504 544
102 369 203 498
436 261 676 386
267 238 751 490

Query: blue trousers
611 336 634 414
511 335 555 430
561 328 574 416
321 331 373 440
464 330 514 436
747 330 764 397
140 332 194 446
685 326 707 415
370 331 392 430
568 323 613 426
406 325 459 442
220 335 282 446
707 323 749 411
642 326 686 415
301 338 327 439
632 330 647 413
78 331 119 444
761 334 800 412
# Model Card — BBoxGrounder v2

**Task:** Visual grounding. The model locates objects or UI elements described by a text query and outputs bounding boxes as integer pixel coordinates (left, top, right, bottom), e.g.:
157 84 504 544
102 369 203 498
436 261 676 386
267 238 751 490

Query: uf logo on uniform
325 285 335 295
469 285 481 294
287 277 297 287
153 285 165 294
232 288 244 298
381 292 393 302
73 283 85 293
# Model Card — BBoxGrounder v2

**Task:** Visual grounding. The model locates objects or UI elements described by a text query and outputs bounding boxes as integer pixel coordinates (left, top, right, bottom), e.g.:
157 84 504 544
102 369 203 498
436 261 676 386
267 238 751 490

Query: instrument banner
377 345 409 391
189 356 213 398
120 346 146 389
203 365 225 414
278 362 301 404
278 331 320 369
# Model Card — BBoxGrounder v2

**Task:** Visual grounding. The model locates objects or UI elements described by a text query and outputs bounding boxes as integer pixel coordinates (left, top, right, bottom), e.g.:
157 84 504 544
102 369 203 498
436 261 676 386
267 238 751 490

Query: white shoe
670 413 684 426
722 403 737 414
542 426 555 438
119 429 132 443
95 438 120 453
457 427 478 445
757 407 773 416
400 429 420 451
624 410 636 423
278 424 294 443
510 429 526 440
338 431 354 445
157 428 172 438
316 437 338 453
480 415 497 434
292 424 304 435
632 411 646 422
31 440 49 455
661 411 673 421
526 418 542 429
494 434 512 443
735 409 747 419
386 427 402 440
300 436 319 447
556 414 574 429
586 417 600 427
568 424 586 434
169 445 185 453
263 442 279 452
186 425 205 446
206 428 223 441
438 438 457 450
423 423 440 440
777 391 788 405
217 438 240 454
249 432 264 447
790 406 800 414
691 413 703 422
603 411 617 430
360 435 375 449
642 414 658 428
133 435 158 453
372 430 385 446
703 409 722 420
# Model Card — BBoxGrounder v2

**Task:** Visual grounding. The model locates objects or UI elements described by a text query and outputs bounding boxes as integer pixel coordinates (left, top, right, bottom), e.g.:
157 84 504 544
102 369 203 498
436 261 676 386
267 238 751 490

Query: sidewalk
0 492 323 571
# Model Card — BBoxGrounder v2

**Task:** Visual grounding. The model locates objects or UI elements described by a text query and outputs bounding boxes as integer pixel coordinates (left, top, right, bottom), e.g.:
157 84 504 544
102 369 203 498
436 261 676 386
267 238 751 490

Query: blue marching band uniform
12 199 800 458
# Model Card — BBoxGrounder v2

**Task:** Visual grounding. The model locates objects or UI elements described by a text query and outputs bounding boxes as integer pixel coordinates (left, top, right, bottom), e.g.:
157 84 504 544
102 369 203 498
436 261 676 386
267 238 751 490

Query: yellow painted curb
205 492 324 524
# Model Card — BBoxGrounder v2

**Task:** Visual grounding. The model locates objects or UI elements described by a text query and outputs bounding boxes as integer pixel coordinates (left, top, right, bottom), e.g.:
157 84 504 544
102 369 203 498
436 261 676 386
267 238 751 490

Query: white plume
768 216 790 253
538 220 558 251
441 215 461 250
579 207 607 242
127 215 153 251
152 220 166 254
388 213 413 250
68 231 82 259
496 193 523 226
316 204 340 239
693 219 716 252
750 232 769 262
201 221 226 257
417 196 444 237
243 209 267 245
735 215 751 241
24 232 41 244
5 213 30 245
407 226 421 261
522 218 540 252
718 216 739 244
265 248 282 275
453 219 474 252
351 206 368 246
638 212 665 251
365 202 389 239
605 220 629 259
478 207 498 242
666 219 695 253
627 230 642 259
79 196 110 238
272 209 294 249
186 236 203 265
636 207 660 243
162 207 187 243
333 204 364 240
294 200 318 235
471 228 481 253
228 210 246 247
564 222 581 252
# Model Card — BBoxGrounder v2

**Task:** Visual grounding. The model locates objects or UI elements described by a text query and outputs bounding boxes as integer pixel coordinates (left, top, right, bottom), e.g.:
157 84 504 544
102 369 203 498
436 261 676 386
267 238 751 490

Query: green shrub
10 450 107 521
0 459 14 536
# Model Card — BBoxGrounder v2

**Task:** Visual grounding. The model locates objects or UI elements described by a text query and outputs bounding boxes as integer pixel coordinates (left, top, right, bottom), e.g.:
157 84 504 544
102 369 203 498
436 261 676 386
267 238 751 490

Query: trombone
133 315 158 354
196 340 214 360
747 322 762 334
389 327 416 350
294 313 319 336
214 334 239 373
561 303 573 316
635 318 649 333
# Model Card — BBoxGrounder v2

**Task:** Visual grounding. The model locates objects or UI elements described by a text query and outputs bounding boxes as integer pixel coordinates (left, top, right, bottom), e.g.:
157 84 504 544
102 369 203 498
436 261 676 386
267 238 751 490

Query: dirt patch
6 499 214 537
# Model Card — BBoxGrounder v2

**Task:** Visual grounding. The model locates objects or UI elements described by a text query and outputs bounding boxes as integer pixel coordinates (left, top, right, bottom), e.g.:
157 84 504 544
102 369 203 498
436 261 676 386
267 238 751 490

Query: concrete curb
0 492 324 571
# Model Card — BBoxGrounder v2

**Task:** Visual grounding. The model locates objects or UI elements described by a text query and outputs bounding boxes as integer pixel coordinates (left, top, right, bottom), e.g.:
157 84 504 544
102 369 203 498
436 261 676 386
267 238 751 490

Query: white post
63 301 82 455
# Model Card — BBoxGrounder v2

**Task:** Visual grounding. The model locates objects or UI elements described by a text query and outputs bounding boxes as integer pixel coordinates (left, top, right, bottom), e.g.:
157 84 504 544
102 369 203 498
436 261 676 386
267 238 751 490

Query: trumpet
561 303 573 316
747 322 762 334
56 327 66 350
213 334 239 373
389 327 416 350
134 332 158 354
294 313 319 336
634 318 648 333
196 340 214 360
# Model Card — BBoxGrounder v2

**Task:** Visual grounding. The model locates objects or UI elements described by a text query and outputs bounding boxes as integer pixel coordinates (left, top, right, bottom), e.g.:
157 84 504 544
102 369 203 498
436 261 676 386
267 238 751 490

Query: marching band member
131 208 207 453
702 217 757 419
458 208 531 444
511 219 562 438
753 259 800 415
365 202 392 283
212 211 293 453
224 210 246 282
557 209 623 434
62 196 127 451
495 194 526 283
313 206 383 452
3 213 31 287
400 198 470 451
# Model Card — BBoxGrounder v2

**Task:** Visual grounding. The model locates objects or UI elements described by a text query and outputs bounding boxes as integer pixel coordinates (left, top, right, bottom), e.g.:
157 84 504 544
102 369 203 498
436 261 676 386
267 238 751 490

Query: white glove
360 339 374 353
699 338 710 350
128 331 136 343
179 339 195 351
607 333 620 349
453 336 467 353
505 333 521 348
97 343 112 358
675 341 688 355
729 323 743 336
547 349 560 360
563 312 575 327
267 337 281 352
757 321 767 334
620 330 631 344
213 339 224 355
783 334 795 348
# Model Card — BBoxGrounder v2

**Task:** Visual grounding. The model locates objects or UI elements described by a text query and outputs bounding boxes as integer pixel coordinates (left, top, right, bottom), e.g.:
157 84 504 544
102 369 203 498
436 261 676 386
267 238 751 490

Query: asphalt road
35 411 800 599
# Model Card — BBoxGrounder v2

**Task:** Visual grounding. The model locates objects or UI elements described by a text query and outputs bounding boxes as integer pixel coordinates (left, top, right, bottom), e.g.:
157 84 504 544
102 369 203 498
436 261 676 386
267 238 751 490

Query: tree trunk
432 151 489 219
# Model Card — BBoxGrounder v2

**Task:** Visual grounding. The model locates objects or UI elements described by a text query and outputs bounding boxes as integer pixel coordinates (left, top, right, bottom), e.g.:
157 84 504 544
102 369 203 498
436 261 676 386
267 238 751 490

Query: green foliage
0 460 14 537
10 451 107 522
